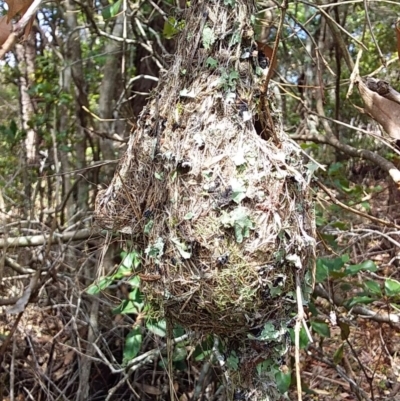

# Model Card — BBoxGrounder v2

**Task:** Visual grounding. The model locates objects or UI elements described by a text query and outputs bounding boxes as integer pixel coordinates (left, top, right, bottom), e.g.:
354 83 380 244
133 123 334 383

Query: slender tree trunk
15 36 37 165
64 0 90 216
97 14 124 183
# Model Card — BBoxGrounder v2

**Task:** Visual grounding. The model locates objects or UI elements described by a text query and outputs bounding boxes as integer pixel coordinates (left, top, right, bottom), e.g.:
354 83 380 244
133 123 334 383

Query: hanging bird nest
95 0 315 393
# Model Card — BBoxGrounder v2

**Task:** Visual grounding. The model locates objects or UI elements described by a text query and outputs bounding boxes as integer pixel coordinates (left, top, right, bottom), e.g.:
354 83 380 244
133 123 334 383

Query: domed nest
95 0 315 380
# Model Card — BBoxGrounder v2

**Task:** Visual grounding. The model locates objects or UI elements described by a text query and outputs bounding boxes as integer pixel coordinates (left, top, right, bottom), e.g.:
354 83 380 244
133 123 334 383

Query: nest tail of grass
95 0 315 397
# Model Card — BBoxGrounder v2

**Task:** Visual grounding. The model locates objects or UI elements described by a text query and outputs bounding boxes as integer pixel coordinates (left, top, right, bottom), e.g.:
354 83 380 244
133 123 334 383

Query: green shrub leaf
86 277 113 294
385 278 400 297
333 344 344 365
275 370 291 394
146 319 167 337
311 321 330 338
345 260 377 275
102 0 122 20
364 280 382 296
123 327 142 364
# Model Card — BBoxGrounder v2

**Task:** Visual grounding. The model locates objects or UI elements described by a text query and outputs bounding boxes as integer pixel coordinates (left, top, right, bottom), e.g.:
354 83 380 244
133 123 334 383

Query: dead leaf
0 16 12 46
357 78 400 140
6 285 32 314
133 383 162 396
5 0 33 22
63 350 75 365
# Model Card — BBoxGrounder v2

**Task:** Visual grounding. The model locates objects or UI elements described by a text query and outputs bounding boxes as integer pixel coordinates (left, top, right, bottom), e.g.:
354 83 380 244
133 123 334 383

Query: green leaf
259 322 280 341
316 256 347 283
311 321 330 338
102 0 122 20
223 0 236 6
145 237 165 261
385 278 400 297
121 251 141 270
230 179 246 204
86 277 113 294
154 172 164 180
346 296 375 308
333 344 344 365
163 16 185 39
288 327 309 349
275 370 291 394
127 275 141 288
202 26 216 50
221 207 254 243
173 325 185 338
345 260 377 275
146 319 167 337
171 238 191 259
364 280 382 296
193 337 213 361
123 327 142 364
184 212 194 220
144 219 154 234
113 299 140 315
226 351 239 370
205 57 218 68
173 345 187 362
232 207 254 243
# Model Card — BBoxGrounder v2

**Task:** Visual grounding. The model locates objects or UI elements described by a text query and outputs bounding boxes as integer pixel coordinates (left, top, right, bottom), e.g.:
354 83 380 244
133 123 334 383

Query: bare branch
0 228 99 248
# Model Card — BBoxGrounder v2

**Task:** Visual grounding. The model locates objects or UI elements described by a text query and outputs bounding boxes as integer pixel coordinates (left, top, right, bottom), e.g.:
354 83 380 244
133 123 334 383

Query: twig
309 345 371 401
0 0 44 59
315 181 400 230
0 228 99 248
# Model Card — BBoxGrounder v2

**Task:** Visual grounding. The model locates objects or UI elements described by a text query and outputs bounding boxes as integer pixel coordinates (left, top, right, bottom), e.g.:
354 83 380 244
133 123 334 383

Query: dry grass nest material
95 1 315 338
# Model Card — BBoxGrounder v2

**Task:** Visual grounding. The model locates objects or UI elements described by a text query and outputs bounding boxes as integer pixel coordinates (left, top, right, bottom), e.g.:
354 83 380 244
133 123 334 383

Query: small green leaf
154 172 164 180
346 296 375 308
202 26 216 50
171 238 191 259
205 57 218 68
173 325 185 338
127 275 140 288
230 179 246 204
364 280 382 296
288 327 309 349
163 16 185 39
311 321 330 338
316 256 347 283
102 0 122 20
113 299 139 315
144 219 154 234
221 207 254 243
145 237 165 261
275 370 291 394
184 212 194 220
259 322 280 341
123 327 142 364
146 319 167 337
173 345 187 362
345 260 377 275
226 351 239 370
86 277 113 294
333 344 344 365
385 278 400 297
120 251 141 270
179 88 196 98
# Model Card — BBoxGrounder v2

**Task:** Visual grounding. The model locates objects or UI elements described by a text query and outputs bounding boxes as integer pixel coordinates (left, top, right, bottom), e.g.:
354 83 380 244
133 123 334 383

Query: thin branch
315 181 400 230
0 228 99 248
